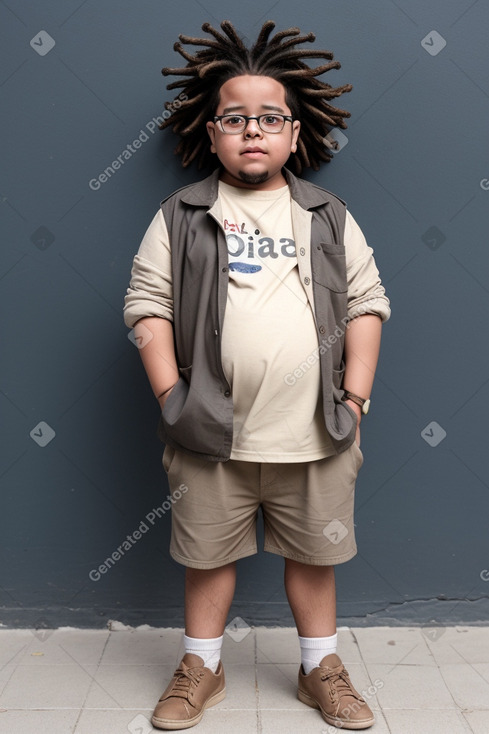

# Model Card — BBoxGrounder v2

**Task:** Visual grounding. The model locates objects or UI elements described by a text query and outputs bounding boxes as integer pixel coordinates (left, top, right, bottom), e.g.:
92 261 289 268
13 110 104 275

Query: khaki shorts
163 443 363 569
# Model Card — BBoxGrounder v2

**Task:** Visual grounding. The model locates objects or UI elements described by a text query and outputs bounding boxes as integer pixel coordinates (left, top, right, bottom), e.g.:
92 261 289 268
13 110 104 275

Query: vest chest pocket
312 242 347 293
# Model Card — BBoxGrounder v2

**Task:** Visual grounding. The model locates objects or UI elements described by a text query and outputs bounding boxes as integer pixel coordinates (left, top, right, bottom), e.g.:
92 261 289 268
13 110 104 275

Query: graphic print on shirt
224 218 296 275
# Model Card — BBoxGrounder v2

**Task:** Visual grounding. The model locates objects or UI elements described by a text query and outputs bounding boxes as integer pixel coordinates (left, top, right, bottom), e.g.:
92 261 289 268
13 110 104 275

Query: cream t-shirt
218 181 334 462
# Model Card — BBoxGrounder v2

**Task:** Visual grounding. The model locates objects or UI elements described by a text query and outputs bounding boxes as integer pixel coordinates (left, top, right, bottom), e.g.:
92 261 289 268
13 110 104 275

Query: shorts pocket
352 440 364 470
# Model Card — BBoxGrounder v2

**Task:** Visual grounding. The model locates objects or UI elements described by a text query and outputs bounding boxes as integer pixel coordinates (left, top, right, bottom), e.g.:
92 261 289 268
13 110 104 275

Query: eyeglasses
213 114 293 134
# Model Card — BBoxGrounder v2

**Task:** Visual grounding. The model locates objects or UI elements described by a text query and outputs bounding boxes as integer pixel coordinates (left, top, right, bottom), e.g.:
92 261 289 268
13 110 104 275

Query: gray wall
1 0 488 629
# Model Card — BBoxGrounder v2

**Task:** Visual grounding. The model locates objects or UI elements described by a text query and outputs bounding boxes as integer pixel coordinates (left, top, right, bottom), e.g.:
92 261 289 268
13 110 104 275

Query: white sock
299 633 338 674
183 634 223 673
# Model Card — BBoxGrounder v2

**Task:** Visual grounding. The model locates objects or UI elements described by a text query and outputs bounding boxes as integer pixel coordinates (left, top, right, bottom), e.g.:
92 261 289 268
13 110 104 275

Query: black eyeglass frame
213 114 294 134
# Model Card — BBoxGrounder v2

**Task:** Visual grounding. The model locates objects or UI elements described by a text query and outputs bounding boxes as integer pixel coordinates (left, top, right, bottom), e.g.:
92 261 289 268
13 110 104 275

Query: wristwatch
342 390 371 415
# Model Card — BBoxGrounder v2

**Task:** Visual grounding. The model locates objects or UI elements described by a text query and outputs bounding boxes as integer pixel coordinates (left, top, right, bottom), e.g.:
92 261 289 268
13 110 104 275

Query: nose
244 119 263 137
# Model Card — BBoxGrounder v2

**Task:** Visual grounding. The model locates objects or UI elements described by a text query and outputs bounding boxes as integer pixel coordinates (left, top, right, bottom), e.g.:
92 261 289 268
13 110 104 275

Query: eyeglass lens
219 115 286 133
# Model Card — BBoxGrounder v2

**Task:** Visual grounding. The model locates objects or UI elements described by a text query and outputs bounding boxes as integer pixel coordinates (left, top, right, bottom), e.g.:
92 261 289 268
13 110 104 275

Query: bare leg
184 562 237 638
284 558 336 637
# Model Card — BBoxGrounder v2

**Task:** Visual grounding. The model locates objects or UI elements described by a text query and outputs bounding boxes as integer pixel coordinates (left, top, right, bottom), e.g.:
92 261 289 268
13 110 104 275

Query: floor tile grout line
351 627 394 731
254 629 263 733
0 644 29 701
72 629 113 732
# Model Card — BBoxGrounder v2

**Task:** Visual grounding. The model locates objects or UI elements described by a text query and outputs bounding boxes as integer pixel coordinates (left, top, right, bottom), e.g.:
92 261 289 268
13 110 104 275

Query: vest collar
180 167 344 209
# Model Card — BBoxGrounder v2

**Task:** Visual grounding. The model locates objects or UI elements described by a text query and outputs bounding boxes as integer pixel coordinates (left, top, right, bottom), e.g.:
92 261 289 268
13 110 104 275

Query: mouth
241 148 266 157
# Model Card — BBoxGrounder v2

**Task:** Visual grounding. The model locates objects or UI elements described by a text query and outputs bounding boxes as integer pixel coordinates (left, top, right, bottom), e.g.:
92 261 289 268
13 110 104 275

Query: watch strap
342 390 370 415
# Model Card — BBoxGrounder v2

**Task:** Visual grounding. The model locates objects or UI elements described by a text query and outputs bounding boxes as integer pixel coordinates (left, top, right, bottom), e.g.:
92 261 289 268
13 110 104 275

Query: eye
262 115 281 125
224 115 245 126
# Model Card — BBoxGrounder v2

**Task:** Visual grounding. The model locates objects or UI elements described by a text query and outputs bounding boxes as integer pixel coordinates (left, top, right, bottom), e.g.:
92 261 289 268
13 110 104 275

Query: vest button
224 390 231 397
222 267 228 273
319 325 326 334
304 276 310 285
299 247 306 256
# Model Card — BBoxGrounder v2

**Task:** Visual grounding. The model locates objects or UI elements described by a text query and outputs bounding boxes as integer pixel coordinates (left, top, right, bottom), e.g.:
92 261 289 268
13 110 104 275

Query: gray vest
157 168 356 461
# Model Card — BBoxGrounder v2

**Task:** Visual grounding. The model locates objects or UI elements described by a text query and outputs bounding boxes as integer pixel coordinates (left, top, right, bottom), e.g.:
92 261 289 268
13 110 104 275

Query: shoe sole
298 688 375 730
151 687 226 730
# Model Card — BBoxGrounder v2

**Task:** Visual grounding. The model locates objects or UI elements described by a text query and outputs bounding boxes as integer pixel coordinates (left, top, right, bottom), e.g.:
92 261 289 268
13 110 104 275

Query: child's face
206 75 301 190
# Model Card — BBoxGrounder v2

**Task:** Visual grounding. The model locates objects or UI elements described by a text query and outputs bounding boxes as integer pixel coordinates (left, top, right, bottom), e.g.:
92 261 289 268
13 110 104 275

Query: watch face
362 399 371 415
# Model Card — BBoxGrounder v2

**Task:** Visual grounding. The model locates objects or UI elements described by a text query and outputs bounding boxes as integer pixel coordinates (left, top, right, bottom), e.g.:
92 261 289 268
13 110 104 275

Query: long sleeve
123 209 173 327
344 210 391 323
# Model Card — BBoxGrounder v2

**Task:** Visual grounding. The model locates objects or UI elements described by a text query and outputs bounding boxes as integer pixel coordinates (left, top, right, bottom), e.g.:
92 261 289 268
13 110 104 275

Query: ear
206 121 217 154
290 120 301 154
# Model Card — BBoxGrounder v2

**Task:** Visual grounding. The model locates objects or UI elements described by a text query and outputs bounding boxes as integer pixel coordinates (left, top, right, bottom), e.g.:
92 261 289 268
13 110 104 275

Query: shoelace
171 664 204 697
320 667 363 701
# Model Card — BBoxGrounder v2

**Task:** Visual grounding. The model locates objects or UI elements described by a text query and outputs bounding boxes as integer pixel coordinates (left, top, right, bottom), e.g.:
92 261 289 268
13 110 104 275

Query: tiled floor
0 625 488 733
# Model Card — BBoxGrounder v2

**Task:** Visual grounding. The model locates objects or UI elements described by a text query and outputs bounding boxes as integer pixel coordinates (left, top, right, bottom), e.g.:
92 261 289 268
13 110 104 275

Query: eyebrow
221 105 287 115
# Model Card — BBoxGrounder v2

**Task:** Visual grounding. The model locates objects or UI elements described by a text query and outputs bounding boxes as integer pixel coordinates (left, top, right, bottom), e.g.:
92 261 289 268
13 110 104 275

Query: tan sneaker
298 653 374 730
151 653 225 730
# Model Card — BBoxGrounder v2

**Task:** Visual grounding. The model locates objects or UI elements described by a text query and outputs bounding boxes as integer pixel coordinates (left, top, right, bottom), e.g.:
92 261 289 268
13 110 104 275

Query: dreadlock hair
159 20 352 173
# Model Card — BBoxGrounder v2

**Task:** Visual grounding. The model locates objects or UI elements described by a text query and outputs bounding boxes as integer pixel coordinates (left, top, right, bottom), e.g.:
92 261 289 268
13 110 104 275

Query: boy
124 20 390 731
